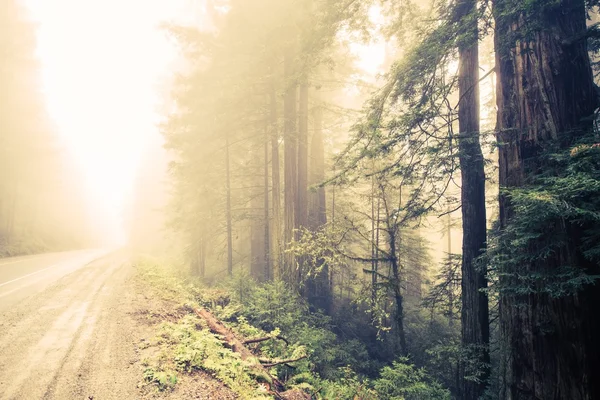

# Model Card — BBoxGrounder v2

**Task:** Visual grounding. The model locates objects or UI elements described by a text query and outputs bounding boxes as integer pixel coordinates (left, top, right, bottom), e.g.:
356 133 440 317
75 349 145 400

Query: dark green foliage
489 136 600 297
423 254 461 322
139 243 459 398
373 358 451 400
334 0 488 194
211 272 454 398
217 272 379 379
404 307 461 395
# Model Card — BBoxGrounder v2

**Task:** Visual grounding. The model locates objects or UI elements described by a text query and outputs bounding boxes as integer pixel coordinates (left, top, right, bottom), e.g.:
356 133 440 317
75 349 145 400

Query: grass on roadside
134 255 271 399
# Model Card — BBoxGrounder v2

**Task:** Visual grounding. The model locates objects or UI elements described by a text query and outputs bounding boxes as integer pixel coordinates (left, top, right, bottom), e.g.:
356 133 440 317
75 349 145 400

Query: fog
20 0 199 247
3 0 480 275
3 1 598 397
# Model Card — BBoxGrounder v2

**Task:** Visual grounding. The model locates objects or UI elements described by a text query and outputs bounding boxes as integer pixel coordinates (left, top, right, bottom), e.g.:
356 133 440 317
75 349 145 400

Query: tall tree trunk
308 105 327 228
456 0 490 398
375 196 381 302
307 103 330 312
447 206 455 327
390 229 407 356
250 136 266 281
382 185 407 355
283 49 298 285
199 235 206 278
494 0 600 398
225 134 233 276
264 119 271 281
297 84 309 230
297 82 309 285
250 175 264 280
371 173 378 309
270 79 282 281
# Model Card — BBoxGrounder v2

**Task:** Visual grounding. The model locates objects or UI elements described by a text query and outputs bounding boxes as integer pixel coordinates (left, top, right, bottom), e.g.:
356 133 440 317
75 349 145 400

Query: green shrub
216 276 372 381
143 367 178 391
158 315 270 398
373 358 450 400
137 259 454 399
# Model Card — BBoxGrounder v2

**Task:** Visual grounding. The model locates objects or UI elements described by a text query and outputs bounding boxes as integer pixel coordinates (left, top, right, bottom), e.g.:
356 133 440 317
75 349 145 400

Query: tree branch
244 336 290 346
260 355 308 368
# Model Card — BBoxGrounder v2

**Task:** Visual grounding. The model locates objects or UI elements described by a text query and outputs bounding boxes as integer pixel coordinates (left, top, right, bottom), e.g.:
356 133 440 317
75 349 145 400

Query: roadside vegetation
135 256 449 399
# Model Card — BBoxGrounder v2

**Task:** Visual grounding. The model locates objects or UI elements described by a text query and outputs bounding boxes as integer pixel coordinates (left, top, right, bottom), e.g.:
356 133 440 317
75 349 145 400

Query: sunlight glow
350 6 387 76
24 0 197 245
23 0 382 246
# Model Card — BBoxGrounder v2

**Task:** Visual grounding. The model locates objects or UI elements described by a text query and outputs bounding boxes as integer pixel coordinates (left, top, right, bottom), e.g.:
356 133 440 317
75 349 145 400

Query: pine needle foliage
488 134 600 298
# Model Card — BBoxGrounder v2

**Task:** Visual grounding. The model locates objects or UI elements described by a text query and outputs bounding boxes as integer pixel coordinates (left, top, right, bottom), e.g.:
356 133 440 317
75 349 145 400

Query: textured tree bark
225 134 233 276
494 0 600 398
250 175 265 280
296 82 309 285
283 49 298 285
307 103 331 313
371 175 377 309
264 118 271 281
381 187 407 355
270 75 282 281
456 0 490 397
390 231 407 356
308 105 327 229
297 83 309 232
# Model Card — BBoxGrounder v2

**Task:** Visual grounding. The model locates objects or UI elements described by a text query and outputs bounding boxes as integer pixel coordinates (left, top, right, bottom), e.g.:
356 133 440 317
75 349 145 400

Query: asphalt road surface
0 249 141 399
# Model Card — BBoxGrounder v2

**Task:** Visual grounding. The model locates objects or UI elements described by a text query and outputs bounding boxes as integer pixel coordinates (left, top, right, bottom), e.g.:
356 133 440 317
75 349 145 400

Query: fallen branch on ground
192 307 311 400
244 335 290 346
194 308 256 359
260 355 308 368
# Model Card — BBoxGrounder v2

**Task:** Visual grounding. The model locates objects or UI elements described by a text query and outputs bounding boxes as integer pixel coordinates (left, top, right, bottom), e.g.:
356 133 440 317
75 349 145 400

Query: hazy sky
24 0 205 244
22 0 383 246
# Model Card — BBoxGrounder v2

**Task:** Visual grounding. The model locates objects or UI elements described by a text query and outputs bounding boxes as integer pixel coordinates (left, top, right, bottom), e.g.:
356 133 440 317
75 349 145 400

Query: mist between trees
131 0 600 398
0 1 111 255
4 0 600 398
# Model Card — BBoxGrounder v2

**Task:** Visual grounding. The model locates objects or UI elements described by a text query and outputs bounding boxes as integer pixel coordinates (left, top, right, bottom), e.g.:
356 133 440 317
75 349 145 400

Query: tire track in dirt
0 254 139 400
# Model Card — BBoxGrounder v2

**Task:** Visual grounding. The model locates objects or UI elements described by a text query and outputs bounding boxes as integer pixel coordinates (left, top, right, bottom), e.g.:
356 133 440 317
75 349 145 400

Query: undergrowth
135 255 449 400
136 256 270 399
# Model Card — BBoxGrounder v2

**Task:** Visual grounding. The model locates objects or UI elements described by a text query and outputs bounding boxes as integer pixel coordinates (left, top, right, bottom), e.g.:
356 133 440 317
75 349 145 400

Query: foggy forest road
0 250 141 399
0 249 110 313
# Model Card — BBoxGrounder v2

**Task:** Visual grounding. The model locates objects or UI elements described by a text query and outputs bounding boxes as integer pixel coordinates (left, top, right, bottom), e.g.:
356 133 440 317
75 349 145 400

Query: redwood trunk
264 119 271 281
225 134 233 276
308 105 327 229
297 82 309 284
456 0 490 397
270 76 282 280
250 174 265 280
494 0 600 398
283 49 297 285
390 230 407 356
307 103 330 312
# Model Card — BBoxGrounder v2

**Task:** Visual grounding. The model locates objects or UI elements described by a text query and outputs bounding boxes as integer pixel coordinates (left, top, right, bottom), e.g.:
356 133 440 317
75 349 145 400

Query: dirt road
0 252 141 399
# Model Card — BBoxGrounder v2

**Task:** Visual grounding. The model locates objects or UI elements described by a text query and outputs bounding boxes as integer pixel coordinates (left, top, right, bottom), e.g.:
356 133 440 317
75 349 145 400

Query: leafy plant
143 367 178 391
373 358 450 400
